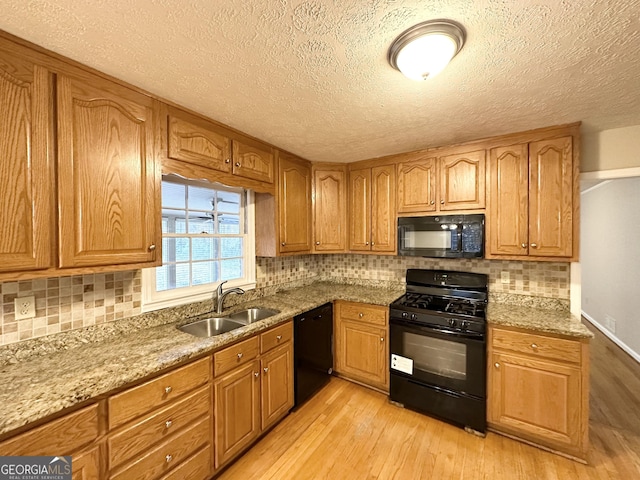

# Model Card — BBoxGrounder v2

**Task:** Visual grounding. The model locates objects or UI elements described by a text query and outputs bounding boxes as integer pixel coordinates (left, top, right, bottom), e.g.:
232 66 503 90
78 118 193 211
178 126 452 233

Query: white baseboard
582 311 640 364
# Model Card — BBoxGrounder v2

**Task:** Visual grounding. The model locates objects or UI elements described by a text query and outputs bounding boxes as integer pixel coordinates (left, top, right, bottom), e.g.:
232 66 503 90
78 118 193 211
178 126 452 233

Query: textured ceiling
1 0 640 162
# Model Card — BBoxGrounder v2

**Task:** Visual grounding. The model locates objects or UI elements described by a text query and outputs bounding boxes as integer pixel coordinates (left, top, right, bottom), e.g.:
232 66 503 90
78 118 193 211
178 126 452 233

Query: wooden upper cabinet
0 48 52 273
371 165 396 252
278 153 312 254
167 115 231 172
348 168 371 251
488 144 529 256
313 164 347 252
57 73 159 268
487 135 573 259
233 140 274 184
439 149 486 210
529 137 573 257
397 156 437 213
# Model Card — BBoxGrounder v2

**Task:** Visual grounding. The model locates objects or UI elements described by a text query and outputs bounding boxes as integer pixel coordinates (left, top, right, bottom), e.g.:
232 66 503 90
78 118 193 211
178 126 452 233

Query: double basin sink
177 308 280 338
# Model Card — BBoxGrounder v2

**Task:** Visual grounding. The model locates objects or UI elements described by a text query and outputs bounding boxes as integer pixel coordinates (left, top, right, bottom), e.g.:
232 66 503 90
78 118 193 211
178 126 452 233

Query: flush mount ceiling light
388 19 466 81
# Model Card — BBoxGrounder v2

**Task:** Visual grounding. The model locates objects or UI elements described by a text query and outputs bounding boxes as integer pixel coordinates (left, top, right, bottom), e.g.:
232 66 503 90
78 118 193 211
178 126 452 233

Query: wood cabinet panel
72 446 101 480
108 357 211 429
0 48 52 273
337 301 387 326
158 445 211 480
110 417 210 480
313 164 348 252
336 320 388 389
397 157 437 213
278 153 312 253
214 336 260 376
371 165 396 252
108 386 210 468
232 140 274 184
439 149 486 210
260 321 293 354
167 115 231 172
261 342 294 431
57 72 159 268
0 404 99 456
488 144 529 256
348 168 371 251
529 136 573 257
491 328 581 364
214 360 261 468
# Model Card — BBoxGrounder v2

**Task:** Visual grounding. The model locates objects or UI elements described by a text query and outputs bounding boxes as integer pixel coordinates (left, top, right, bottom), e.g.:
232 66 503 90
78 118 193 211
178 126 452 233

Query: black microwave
398 214 485 258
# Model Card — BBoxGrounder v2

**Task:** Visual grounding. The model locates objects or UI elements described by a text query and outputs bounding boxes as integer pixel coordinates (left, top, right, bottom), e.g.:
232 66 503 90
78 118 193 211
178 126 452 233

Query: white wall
581 176 640 362
582 125 640 172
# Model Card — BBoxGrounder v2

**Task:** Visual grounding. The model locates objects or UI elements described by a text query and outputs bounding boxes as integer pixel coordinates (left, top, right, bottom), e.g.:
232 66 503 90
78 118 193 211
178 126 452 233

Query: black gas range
389 269 488 434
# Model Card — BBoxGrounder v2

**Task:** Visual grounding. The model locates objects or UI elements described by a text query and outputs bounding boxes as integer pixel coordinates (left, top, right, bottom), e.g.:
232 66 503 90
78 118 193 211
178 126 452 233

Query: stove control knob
401 311 409 319
461 320 469 331
448 318 457 328
410 313 418 321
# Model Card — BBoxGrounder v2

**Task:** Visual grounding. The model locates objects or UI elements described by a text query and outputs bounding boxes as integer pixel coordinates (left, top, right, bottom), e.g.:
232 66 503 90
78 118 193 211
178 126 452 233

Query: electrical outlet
500 271 510 284
604 315 617 334
14 295 36 320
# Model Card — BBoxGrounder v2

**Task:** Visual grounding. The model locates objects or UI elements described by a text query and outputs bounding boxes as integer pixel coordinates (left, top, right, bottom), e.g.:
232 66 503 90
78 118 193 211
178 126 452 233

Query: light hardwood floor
218 321 640 479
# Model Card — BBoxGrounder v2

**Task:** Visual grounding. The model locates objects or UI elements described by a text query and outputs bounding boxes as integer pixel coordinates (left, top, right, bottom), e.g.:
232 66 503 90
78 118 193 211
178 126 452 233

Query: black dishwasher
294 302 333 408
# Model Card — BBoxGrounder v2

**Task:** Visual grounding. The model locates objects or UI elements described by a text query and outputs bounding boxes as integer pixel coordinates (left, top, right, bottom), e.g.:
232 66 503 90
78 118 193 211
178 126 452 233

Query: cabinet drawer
110 417 210 480
338 301 387 326
159 445 212 480
0 403 99 456
214 335 260 376
261 321 293 354
108 386 210 468
108 357 211 429
491 328 582 364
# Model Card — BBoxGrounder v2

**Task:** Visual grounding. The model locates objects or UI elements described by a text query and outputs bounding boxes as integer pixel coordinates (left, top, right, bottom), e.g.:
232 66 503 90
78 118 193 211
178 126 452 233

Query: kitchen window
142 175 255 311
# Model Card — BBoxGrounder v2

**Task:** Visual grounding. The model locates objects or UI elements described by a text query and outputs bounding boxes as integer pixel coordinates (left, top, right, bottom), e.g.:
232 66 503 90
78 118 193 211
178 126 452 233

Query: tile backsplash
0 255 570 346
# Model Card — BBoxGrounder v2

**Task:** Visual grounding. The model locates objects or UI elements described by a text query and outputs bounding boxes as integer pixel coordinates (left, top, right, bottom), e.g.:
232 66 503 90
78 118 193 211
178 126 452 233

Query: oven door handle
390 319 484 341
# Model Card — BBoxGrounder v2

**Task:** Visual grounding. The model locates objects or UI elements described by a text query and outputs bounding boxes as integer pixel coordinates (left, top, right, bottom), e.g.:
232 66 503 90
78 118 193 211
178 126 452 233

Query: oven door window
403 332 466 380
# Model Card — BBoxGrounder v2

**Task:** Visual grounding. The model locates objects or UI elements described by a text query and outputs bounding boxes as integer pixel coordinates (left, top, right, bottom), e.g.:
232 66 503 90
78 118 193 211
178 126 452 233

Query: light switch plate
14 295 36 320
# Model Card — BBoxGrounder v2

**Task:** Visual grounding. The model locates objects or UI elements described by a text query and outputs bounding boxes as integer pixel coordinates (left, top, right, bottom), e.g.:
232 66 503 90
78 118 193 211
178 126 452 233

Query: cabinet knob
235 162 241 167
521 243 527 248
164 386 172 394
365 241 369 245
440 200 445 204
316 241 320 245
494 363 500 369
148 244 156 251
530 243 538 248
430 200 435 205
380 337 384 342
225 158 231 163
359 313 364 318
276 335 282 341
165 420 173 429
254 371 260 378
263 367 269 373
165 454 173 463
371 242 375 246
237 352 243 359
281 242 286 246
531 343 538 349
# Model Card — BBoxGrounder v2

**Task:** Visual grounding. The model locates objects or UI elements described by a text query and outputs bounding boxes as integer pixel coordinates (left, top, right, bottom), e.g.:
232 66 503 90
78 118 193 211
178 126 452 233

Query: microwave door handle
456 224 463 252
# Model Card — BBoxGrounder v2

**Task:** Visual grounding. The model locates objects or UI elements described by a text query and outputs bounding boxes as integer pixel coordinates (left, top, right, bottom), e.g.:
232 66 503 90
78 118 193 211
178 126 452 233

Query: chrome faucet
214 280 245 314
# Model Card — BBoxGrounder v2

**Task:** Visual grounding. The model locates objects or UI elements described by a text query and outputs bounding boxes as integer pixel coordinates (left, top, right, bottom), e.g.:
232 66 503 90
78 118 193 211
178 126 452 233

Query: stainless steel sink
228 308 280 325
177 317 245 337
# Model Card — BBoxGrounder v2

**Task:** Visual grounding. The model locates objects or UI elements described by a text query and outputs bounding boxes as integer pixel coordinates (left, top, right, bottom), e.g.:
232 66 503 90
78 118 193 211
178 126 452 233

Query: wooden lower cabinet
214 321 294 469
72 446 101 480
487 326 589 461
334 301 389 391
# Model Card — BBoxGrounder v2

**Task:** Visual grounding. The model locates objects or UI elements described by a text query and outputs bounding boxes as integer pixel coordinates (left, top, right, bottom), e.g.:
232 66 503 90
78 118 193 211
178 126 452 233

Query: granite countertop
0 281 592 437
0 282 403 436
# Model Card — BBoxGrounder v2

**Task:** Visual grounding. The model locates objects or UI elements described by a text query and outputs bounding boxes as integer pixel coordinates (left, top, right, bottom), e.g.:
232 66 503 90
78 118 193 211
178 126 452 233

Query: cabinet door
529 136 573 257
261 342 294 431
214 360 260 468
348 168 371 251
371 165 396 253
278 154 312 254
72 446 100 480
439 149 486 210
313 165 347 252
167 115 231 172
0 49 52 272
336 320 388 389
57 73 159 267
232 140 274 184
487 144 529 256
397 157 437 213
489 352 581 448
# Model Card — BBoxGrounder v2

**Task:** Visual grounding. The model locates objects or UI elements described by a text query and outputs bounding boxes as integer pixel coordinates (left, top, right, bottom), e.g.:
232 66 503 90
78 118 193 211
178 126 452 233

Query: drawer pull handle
165 420 173 429
276 335 282 341
164 386 172 394
531 343 538 349
237 352 243 359
254 371 260 378
264 367 269 373
494 363 500 368
165 454 173 463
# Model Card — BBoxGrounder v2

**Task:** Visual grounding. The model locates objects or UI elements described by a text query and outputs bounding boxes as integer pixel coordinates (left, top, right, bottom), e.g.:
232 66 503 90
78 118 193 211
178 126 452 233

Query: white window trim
141 189 256 312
